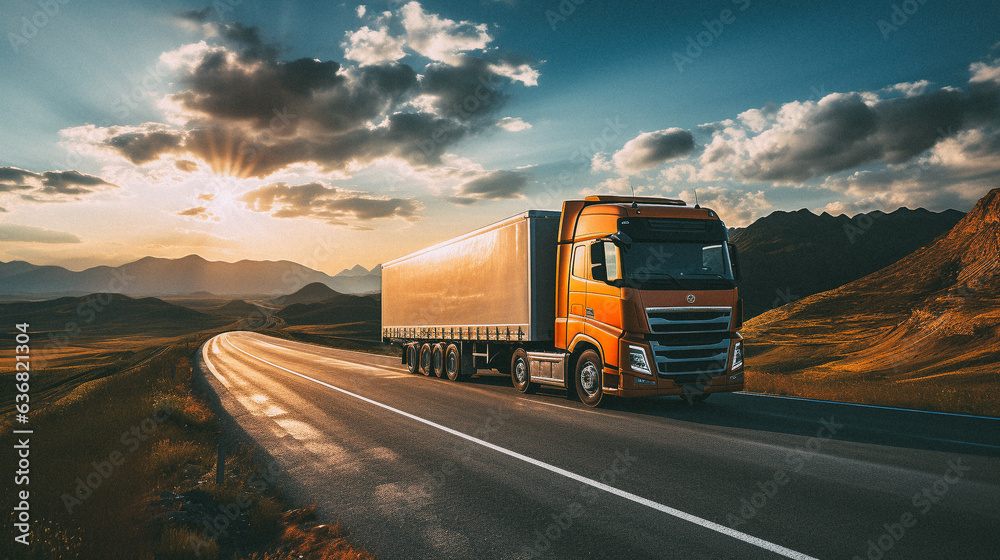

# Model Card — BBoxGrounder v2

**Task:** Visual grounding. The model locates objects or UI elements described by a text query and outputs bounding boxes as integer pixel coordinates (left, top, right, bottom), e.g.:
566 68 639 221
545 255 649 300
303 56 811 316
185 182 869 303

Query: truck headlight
731 340 743 371
628 345 653 376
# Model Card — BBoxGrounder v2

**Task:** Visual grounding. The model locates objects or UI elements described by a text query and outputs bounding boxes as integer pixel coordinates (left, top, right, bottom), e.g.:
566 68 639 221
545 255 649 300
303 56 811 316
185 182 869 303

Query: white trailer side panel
382 210 560 342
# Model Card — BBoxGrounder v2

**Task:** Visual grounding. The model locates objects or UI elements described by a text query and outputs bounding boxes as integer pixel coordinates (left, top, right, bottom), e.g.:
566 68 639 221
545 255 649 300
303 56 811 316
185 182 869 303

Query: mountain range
730 207 964 318
0 255 381 297
743 188 1000 414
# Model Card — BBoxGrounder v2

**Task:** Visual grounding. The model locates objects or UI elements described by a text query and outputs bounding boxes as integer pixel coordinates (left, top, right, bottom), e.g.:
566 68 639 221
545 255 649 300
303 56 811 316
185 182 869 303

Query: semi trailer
381 195 745 406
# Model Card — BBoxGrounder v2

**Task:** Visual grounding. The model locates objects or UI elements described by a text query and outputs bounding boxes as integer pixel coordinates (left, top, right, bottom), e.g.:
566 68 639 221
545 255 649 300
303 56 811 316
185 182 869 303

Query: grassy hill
743 188 1000 416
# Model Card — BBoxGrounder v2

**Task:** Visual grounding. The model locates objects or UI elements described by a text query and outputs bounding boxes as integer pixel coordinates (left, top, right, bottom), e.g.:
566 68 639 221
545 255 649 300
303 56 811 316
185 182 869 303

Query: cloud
176 7 213 23
497 116 532 132
0 224 82 243
240 182 422 227
343 26 407 66
457 170 528 200
0 166 118 203
613 128 696 173
107 127 185 164
676 187 772 227
686 58 1000 185
608 55 1000 212
342 1 496 67
64 5 538 180
177 206 220 221
399 1 492 64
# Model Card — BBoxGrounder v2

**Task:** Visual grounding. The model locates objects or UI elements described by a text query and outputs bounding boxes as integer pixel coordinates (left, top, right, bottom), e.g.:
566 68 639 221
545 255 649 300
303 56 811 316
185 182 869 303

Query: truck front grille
645 307 732 379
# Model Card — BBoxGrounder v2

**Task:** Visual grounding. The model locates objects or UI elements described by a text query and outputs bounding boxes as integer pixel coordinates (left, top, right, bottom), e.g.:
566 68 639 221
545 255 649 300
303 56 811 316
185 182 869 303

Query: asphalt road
197 331 1000 560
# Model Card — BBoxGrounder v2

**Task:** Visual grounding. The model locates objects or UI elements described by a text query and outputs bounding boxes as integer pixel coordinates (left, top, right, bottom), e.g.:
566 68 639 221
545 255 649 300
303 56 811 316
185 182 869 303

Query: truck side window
572 245 588 279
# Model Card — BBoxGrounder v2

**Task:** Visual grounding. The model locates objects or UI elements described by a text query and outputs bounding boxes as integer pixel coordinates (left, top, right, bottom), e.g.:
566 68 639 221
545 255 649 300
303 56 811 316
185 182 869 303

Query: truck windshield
621 242 735 288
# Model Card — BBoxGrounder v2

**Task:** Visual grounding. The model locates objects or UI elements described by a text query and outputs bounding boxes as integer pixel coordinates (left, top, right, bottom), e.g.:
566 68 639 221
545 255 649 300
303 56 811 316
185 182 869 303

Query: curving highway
197 331 1000 560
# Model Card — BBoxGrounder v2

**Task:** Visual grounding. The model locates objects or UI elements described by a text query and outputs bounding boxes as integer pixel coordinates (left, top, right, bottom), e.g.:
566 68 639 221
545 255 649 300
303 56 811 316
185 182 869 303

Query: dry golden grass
1 331 373 559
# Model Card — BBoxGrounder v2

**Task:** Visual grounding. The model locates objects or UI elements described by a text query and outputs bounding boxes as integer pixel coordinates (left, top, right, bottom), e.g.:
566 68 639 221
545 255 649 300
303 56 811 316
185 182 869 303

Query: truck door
585 241 623 368
567 244 589 347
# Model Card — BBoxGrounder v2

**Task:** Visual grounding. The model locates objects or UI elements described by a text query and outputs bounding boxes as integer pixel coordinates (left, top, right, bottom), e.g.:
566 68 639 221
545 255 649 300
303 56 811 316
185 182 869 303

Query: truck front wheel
511 349 536 394
575 350 605 407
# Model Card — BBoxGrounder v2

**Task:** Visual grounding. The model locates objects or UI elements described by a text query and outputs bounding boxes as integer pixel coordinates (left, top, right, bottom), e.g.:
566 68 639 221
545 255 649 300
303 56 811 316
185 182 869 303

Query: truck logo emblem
686 294 696 304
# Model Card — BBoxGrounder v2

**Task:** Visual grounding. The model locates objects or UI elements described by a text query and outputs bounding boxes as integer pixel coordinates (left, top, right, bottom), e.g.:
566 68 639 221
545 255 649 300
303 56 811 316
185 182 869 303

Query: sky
1 0 998 274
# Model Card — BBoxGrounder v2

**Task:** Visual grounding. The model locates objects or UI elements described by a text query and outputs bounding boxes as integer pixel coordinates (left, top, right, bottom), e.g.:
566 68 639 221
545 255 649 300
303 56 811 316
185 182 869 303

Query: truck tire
432 344 446 378
445 344 462 381
419 343 433 376
575 350 605 407
405 344 419 375
511 348 536 394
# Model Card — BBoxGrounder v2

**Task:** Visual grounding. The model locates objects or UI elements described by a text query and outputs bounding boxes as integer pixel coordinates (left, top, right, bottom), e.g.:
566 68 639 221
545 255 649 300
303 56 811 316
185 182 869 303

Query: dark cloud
177 206 219 221
240 182 422 226
107 130 184 164
614 128 696 172
458 170 528 200
178 206 208 216
217 22 281 62
742 90 975 182
422 57 510 121
40 170 115 195
176 7 214 24
0 167 37 184
175 160 199 172
0 167 117 201
75 11 538 180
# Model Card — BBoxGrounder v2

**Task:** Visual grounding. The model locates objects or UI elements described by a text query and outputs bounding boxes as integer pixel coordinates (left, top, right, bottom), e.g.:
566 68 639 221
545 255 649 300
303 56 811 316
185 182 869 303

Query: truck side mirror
728 244 742 282
590 241 607 282
591 241 621 283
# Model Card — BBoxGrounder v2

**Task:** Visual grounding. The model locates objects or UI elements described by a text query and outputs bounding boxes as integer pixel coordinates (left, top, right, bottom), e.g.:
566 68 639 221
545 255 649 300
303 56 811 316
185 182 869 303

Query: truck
381 195 745 407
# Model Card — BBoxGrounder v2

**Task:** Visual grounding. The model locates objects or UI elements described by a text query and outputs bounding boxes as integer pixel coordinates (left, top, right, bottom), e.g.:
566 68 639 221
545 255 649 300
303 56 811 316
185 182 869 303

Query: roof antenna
629 181 638 209
694 188 701 209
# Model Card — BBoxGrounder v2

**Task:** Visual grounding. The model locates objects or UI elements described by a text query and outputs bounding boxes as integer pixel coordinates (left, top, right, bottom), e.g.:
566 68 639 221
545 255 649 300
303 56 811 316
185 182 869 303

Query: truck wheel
405 344 419 374
432 344 446 378
511 349 536 394
575 350 605 407
445 344 462 381
419 343 433 376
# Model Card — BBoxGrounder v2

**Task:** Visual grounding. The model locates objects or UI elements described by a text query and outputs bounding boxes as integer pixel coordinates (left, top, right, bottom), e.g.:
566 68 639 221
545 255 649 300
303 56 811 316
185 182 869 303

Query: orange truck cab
555 195 744 406
382 195 744 407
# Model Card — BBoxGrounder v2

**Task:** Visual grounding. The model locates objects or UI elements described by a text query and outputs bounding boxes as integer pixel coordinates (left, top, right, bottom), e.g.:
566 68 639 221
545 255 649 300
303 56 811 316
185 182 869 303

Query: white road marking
214 333 819 560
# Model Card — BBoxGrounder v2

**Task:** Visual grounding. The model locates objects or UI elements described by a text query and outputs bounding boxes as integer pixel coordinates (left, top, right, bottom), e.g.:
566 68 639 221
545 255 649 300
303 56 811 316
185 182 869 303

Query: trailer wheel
405 344 419 374
432 344 446 378
575 350 605 407
445 344 462 381
419 343 433 376
511 349 536 394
